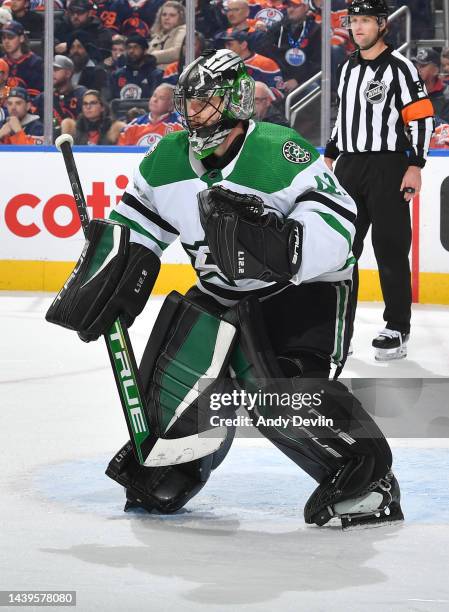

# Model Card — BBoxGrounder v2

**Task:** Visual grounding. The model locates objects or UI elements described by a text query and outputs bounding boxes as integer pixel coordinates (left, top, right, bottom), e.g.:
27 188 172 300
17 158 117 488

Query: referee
324 0 435 361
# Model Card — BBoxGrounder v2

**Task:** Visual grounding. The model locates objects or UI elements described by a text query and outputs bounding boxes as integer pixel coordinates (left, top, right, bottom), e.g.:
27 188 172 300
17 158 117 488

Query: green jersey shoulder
227 122 320 193
137 122 320 194
139 130 195 188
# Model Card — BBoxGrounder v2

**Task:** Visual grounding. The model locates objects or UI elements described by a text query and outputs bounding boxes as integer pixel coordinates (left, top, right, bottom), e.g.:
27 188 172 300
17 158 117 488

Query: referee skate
372 328 410 361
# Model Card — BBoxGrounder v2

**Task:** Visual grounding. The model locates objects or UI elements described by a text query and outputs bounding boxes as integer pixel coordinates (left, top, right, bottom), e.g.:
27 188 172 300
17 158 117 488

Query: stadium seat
29 39 44 57
110 98 150 121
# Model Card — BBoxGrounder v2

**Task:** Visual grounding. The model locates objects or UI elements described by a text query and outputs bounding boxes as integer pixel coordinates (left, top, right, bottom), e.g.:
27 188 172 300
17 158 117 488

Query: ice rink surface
1 292 449 612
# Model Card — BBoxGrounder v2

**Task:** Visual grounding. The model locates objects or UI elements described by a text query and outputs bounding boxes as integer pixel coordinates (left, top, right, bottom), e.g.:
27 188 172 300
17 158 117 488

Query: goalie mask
174 49 255 159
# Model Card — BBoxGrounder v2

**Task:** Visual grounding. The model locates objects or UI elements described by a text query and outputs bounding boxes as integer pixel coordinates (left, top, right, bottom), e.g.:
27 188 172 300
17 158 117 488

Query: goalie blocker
46 219 160 341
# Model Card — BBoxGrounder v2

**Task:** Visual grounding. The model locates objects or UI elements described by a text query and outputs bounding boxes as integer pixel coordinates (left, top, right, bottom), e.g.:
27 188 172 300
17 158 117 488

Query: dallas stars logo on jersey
282 141 311 164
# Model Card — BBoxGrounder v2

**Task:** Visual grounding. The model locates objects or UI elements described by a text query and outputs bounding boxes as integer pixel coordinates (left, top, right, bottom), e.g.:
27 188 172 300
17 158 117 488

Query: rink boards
0 145 448 304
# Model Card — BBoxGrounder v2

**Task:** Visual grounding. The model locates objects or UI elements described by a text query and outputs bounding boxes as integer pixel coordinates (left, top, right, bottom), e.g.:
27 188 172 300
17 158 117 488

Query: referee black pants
334 152 411 334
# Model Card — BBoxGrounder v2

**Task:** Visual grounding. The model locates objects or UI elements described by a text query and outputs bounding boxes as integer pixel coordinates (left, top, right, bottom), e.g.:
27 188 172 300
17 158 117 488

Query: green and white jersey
111 120 357 303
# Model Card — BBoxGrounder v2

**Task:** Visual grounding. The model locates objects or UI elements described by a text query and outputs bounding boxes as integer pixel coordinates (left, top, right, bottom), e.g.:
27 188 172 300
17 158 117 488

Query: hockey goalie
46 49 403 530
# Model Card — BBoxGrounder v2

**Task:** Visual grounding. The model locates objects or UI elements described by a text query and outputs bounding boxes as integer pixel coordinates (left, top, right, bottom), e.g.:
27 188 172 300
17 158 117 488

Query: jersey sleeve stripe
311 210 352 250
114 201 178 245
423 116 434 153
340 62 352 151
408 115 435 162
398 62 429 103
127 229 164 258
295 191 357 224
109 210 169 251
392 51 422 84
121 191 179 234
338 256 357 271
401 98 434 124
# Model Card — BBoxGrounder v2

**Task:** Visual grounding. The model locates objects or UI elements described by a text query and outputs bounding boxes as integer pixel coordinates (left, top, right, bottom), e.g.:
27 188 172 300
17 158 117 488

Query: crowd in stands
0 0 448 147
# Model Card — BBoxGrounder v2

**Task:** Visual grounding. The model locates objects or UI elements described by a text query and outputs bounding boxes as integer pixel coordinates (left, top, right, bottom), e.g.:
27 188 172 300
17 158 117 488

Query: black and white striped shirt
325 45 435 167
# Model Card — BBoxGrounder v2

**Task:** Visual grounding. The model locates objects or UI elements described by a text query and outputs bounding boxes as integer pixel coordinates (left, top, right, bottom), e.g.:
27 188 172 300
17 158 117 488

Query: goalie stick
54 134 227 467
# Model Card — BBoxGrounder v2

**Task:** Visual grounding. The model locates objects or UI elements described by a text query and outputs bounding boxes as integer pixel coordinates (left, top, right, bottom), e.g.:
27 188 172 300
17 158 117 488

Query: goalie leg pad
231 296 394 489
107 289 238 513
140 289 238 439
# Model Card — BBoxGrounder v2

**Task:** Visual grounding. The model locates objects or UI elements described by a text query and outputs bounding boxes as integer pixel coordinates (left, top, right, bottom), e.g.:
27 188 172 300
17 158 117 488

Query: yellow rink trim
1 260 449 305
0 260 197 294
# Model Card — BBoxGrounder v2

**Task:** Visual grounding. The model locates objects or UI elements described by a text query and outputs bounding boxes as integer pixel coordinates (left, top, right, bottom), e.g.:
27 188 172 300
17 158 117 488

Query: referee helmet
343 0 389 46
347 0 389 19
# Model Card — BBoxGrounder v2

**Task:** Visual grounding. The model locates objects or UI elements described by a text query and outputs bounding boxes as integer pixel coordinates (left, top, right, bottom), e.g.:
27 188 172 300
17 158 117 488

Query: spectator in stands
120 14 150 38
0 6 13 28
61 88 121 144
215 0 267 49
224 0 252 32
0 57 9 123
254 0 321 93
33 55 86 127
111 34 162 99
413 47 449 125
147 1 186 69
1 20 43 97
309 1 351 49
221 29 284 91
68 31 110 98
441 48 449 89
430 123 449 149
118 82 182 146
0 57 10 101
126 105 146 122
195 0 228 40
9 0 43 38
123 0 165 32
55 0 113 61
247 0 285 30
254 80 288 125
28 0 64 9
308 0 349 91
0 85 43 143
162 31 206 86
102 34 127 73
93 0 132 33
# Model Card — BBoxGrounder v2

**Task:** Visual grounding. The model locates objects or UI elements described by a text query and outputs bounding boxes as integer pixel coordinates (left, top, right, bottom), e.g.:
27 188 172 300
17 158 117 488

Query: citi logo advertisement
3 174 129 238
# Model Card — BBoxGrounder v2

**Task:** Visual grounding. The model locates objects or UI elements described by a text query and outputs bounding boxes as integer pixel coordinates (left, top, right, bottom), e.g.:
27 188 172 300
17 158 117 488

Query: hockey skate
304 469 404 530
372 328 409 361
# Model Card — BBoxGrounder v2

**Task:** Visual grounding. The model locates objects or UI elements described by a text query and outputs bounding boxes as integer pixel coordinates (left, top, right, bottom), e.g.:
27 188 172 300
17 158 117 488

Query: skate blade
341 503 404 530
374 347 407 361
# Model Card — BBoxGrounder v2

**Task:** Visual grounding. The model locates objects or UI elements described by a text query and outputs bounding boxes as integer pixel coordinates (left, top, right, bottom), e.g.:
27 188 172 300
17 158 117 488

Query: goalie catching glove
46 219 160 341
198 185 303 283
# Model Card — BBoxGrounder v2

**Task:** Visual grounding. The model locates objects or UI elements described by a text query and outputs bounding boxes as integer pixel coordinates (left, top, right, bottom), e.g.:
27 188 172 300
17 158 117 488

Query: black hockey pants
334 152 412 335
